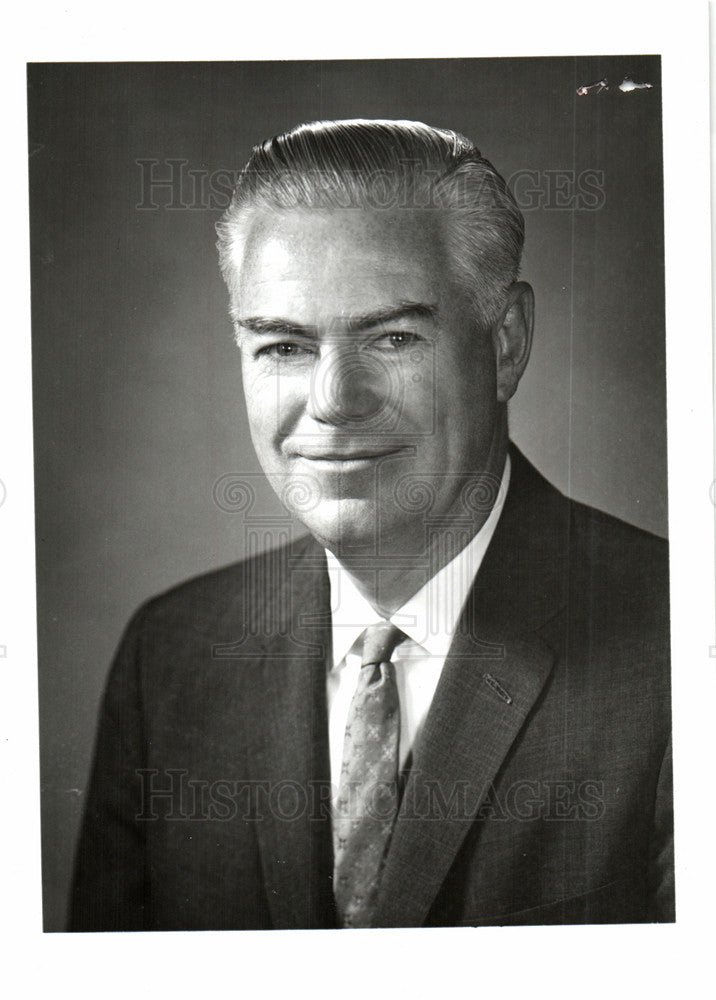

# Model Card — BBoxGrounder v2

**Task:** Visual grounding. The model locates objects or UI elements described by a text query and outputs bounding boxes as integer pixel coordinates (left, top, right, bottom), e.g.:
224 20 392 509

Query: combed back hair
216 118 524 330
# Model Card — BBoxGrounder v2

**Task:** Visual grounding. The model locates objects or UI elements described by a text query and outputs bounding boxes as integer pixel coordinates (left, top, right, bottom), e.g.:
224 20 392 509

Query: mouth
293 447 404 468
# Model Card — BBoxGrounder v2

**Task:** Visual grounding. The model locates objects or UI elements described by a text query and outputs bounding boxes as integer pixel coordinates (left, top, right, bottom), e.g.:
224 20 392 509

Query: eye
375 331 421 350
257 342 312 359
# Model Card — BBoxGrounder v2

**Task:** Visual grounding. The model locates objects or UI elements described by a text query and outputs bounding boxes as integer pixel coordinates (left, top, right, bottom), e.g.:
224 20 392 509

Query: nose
306 344 393 426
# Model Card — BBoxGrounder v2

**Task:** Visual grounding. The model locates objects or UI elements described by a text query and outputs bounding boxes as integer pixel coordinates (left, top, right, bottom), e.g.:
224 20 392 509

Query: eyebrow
236 302 439 338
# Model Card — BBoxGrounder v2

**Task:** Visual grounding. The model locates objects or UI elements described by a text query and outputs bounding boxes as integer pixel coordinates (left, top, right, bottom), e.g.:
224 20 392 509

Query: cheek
242 366 307 441
428 347 496 435
240 365 275 440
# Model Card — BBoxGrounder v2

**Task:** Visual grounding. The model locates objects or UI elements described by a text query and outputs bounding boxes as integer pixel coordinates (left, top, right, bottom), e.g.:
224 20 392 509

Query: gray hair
216 118 524 330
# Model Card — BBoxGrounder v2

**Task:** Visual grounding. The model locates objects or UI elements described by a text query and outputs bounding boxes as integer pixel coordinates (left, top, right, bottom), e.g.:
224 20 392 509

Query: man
70 119 673 930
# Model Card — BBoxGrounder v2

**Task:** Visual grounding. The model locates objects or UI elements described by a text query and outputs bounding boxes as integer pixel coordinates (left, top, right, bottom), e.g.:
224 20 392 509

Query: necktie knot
360 621 404 668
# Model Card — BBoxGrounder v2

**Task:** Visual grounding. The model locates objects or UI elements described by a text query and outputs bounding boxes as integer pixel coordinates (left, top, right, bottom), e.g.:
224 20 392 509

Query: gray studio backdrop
28 57 666 931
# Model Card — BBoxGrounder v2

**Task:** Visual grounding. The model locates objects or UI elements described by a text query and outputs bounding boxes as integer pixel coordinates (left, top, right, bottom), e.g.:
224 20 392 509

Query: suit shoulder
133 533 320 630
568 498 668 575
564 499 670 643
508 446 669 601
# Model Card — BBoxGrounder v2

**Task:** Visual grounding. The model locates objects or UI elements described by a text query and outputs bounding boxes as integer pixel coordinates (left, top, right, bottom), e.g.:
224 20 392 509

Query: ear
492 282 534 403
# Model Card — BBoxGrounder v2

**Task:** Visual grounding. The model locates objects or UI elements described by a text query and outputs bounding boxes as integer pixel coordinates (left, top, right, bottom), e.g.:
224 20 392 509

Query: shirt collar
325 454 511 667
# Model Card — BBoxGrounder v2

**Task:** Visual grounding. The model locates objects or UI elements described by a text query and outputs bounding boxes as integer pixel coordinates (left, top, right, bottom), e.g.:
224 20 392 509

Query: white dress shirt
325 455 511 799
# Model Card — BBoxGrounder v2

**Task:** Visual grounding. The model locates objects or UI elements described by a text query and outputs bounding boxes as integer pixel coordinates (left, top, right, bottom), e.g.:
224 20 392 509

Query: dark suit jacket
70 447 673 930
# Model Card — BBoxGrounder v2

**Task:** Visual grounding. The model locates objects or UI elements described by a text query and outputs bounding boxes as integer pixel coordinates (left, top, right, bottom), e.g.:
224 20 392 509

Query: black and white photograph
5 5 715 996
29 55 673 931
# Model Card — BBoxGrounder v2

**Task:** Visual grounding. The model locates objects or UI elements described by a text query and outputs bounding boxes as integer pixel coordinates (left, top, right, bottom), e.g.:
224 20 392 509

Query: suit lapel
243 537 337 929
374 446 569 927
374 623 555 927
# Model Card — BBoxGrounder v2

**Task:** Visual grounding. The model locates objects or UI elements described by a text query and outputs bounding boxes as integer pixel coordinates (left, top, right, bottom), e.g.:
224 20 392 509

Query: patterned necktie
333 621 404 928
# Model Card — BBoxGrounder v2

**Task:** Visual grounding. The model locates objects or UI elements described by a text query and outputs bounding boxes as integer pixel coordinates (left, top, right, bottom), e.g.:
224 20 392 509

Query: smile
294 448 404 467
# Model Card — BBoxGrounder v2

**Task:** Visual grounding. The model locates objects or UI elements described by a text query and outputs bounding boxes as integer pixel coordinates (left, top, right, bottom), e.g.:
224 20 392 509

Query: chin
293 498 382 554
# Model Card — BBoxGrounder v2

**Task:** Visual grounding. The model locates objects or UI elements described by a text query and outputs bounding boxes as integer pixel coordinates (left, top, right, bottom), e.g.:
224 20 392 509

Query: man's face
233 206 504 557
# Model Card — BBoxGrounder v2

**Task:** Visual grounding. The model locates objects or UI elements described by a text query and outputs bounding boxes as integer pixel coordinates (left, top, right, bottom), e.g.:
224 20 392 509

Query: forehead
234 207 454 322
